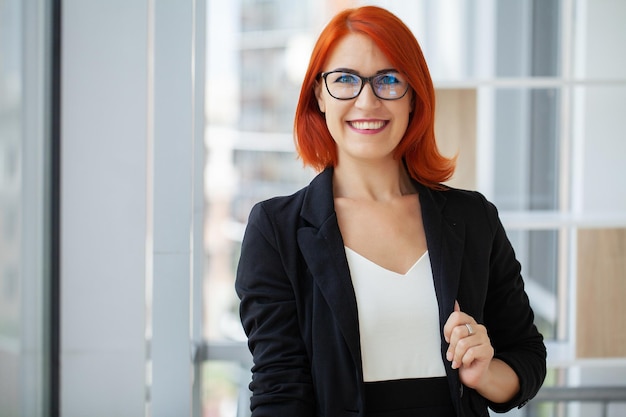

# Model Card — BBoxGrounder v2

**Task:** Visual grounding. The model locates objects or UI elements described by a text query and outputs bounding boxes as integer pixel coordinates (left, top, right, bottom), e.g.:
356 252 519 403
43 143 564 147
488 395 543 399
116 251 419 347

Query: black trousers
364 377 457 417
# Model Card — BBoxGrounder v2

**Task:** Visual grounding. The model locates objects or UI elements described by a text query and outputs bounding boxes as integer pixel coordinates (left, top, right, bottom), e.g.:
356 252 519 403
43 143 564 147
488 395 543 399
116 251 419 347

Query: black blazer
236 168 546 417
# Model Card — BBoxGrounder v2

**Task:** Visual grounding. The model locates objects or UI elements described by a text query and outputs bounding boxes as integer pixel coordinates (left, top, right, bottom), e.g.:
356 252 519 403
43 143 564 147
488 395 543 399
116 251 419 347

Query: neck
332 159 416 201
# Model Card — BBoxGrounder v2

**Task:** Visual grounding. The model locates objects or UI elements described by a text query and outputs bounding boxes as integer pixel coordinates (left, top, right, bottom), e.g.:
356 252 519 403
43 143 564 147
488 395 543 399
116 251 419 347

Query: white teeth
350 120 385 130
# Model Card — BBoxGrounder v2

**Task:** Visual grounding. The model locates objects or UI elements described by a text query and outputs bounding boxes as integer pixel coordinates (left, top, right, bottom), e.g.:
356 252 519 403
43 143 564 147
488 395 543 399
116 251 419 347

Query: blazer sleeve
235 202 315 417
479 196 547 412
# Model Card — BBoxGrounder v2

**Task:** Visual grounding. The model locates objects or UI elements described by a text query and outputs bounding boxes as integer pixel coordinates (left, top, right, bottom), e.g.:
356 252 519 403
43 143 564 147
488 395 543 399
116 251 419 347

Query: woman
236 6 546 417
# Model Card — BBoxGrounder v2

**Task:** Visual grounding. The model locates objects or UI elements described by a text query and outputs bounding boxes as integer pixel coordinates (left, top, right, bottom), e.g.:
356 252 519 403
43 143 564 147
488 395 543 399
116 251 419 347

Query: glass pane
1 1 50 414
495 0 561 78
574 0 626 79
239 48 299 132
491 88 560 211
525 365 626 415
372 0 561 80
506 230 558 340
202 361 246 416
233 149 313 220
574 85 626 213
0 0 24 413
241 0 311 31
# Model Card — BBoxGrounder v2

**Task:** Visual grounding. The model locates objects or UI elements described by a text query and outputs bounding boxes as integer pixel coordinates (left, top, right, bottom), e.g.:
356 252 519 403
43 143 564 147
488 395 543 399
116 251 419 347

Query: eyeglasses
320 70 409 101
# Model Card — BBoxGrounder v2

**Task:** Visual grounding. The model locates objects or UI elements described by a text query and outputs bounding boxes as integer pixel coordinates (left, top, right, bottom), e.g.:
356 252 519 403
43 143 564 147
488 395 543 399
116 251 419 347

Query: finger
444 301 462 342
454 344 480 370
450 331 484 369
457 340 494 373
447 322 486 365
445 323 466 362
443 315 459 343
460 345 484 367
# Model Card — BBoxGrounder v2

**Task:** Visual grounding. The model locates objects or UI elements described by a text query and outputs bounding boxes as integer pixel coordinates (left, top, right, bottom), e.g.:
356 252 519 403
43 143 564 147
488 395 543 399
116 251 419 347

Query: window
0 0 52 414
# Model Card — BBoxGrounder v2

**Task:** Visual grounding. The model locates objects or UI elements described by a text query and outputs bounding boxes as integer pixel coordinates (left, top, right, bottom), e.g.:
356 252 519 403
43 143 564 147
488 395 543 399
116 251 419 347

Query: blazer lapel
417 183 466 321
296 169 362 364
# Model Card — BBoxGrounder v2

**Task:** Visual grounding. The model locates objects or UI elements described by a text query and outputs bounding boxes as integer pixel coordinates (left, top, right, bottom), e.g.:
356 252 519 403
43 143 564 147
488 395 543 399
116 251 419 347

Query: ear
315 80 326 113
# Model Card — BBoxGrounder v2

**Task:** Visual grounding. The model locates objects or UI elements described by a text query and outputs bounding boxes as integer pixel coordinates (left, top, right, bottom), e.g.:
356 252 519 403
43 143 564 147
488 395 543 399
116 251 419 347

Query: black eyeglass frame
319 70 410 101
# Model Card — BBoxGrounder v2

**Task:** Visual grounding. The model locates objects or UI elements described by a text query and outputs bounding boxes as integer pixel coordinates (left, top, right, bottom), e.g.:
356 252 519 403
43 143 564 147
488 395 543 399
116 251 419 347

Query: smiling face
315 33 412 167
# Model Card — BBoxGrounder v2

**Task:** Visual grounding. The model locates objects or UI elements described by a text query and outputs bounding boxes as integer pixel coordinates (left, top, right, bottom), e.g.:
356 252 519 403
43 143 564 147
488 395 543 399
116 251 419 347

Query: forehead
324 33 393 72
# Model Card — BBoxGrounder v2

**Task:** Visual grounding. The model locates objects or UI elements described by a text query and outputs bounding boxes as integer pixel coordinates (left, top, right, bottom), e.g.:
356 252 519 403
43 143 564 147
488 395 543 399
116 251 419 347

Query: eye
332 73 360 84
376 73 402 85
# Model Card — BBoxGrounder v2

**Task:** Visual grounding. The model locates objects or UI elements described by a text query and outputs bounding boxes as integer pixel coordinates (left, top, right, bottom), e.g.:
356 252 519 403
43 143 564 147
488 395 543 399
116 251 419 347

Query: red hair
294 6 456 188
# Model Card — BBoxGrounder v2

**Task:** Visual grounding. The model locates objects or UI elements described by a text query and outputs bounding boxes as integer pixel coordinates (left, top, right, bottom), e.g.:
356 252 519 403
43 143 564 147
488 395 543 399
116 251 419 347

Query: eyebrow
330 67 399 75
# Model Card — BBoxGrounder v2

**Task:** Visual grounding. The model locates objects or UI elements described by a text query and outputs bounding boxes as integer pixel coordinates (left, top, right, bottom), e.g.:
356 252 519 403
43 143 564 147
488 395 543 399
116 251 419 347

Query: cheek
399 103 413 127
392 109 412 142
322 101 346 124
325 112 343 137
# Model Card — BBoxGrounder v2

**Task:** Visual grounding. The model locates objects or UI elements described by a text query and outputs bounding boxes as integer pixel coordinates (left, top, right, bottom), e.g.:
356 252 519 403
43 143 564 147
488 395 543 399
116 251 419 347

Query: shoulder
248 186 308 227
445 185 494 209
428 183 496 211
426 184 501 230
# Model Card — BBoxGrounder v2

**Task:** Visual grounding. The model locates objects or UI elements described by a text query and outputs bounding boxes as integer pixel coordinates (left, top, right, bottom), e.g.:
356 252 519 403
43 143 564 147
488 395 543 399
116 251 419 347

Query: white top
345 247 447 382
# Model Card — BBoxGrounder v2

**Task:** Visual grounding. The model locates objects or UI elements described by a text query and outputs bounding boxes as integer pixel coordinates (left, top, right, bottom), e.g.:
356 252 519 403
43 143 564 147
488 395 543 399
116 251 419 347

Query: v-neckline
344 246 428 276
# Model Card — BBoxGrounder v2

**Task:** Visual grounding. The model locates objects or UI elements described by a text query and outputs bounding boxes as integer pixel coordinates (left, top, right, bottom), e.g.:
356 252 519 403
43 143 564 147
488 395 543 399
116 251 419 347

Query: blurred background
1 0 625 416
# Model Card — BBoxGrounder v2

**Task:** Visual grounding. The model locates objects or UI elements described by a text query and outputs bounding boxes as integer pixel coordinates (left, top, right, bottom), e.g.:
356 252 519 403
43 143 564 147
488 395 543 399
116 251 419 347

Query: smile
348 120 387 130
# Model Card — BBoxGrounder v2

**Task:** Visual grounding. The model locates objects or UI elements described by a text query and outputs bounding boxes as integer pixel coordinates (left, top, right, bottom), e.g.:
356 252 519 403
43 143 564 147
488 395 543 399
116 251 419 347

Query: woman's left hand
443 301 494 390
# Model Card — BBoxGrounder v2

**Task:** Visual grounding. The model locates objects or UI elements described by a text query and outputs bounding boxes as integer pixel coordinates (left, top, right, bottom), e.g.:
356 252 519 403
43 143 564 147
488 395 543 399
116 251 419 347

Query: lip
347 119 388 133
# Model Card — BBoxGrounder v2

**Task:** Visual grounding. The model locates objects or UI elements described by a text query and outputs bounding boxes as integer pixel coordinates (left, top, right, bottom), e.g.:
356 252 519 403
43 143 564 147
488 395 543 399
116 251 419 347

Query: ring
465 323 474 336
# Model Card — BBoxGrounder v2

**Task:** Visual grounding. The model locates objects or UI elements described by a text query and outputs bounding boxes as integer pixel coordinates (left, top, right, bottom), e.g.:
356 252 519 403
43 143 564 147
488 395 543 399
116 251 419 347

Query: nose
354 81 381 108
